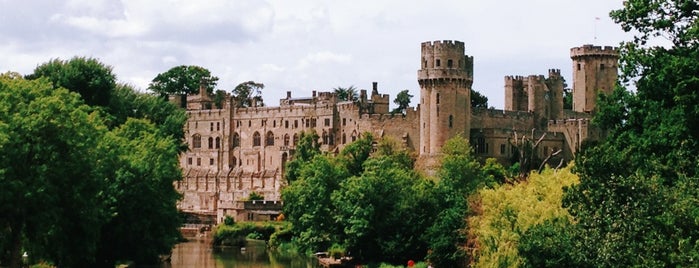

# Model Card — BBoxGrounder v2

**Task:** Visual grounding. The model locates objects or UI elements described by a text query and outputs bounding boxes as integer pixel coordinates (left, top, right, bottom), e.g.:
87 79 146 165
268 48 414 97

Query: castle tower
570 45 619 113
418 40 473 157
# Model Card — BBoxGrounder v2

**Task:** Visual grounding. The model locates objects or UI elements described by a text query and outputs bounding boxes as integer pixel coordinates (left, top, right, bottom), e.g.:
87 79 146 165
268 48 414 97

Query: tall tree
0 76 108 267
391 89 413 115
284 131 321 183
471 89 488 109
26 57 116 107
148 65 219 96
232 81 265 107
334 86 358 102
555 1 699 266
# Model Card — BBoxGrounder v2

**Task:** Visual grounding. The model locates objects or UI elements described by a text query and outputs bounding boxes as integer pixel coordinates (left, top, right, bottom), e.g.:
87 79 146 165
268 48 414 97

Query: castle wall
571 45 619 113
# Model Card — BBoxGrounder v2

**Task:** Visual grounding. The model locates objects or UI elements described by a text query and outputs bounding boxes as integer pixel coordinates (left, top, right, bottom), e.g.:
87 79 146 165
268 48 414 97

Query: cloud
297 51 352 70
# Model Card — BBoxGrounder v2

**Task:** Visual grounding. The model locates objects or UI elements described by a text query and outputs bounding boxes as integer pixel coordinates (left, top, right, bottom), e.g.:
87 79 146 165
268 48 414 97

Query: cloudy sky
1 0 632 109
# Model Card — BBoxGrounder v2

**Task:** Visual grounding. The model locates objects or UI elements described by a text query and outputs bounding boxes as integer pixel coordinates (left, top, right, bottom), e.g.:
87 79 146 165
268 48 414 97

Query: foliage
26 56 116 107
248 191 264 201
333 85 358 102
213 89 229 109
213 222 278 246
224 216 235 226
471 89 488 109
0 76 108 267
147 65 218 96
94 118 183 265
552 1 699 267
562 87 572 110
426 136 494 267
284 130 321 183
468 166 579 268
338 132 374 176
518 216 580 268
232 81 265 107
391 89 413 115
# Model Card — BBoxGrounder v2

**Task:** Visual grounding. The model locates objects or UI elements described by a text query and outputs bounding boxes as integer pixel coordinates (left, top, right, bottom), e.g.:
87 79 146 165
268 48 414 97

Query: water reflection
167 236 313 268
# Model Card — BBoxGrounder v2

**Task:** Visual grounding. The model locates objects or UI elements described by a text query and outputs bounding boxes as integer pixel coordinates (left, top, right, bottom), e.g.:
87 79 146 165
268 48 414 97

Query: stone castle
174 41 618 223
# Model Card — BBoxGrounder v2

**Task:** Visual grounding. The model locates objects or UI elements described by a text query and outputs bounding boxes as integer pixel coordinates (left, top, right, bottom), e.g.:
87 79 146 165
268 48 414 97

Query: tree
334 86 358 102
471 89 488 109
557 1 699 266
338 133 373 176
562 87 572 110
284 131 321 183
391 89 413 115
213 89 229 109
232 81 265 107
26 57 116 107
148 65 219 96
0 76 108 267
95 119 183 265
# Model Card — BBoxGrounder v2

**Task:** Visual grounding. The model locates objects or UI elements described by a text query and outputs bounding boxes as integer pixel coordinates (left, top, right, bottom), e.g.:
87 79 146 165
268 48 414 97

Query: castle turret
570 45 619 113
418 40 473 157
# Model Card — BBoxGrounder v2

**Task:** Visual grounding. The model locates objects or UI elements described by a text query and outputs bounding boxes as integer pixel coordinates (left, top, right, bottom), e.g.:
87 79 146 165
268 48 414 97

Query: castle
174 41 618 223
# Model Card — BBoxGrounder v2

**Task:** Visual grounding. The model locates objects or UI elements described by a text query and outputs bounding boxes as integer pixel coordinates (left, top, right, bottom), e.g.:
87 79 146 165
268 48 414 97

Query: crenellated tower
570 45 619 113
418 40 473 157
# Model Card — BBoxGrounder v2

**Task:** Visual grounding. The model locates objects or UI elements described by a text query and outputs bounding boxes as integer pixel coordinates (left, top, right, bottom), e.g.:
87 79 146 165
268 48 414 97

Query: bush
223 216 235 226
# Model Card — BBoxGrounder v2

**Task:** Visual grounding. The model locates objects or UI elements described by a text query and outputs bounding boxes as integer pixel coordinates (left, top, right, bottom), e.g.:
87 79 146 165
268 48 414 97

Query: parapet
570 44 619 59
421 40 465 51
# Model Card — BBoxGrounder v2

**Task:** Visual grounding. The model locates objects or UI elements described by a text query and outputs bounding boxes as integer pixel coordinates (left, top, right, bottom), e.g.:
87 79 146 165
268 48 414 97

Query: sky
0 0 633 109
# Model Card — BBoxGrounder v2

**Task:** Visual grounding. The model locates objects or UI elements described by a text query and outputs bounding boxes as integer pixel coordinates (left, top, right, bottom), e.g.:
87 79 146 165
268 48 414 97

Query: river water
166 236 314 268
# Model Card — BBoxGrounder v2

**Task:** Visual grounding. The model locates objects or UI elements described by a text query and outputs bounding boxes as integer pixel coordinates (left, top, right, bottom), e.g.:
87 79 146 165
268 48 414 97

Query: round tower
570 45 619 113
418 40 473 157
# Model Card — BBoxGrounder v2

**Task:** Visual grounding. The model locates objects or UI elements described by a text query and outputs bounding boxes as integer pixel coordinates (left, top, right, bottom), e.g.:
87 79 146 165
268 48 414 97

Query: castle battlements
421 40 465 51
570 44 619 58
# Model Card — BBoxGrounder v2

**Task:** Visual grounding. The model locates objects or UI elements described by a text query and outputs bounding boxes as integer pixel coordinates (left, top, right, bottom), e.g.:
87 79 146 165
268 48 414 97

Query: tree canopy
334 86 358 102
471 89 488 109
232 81 265 107
391 89 413 115
148 65 219 96
26 57 116 107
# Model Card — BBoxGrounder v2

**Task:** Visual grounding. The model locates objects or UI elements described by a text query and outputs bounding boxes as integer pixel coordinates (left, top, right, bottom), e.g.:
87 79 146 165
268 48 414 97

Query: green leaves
148 65 219 96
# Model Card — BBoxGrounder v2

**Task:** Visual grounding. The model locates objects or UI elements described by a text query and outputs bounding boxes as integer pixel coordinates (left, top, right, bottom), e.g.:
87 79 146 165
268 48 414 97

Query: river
165 235 314 268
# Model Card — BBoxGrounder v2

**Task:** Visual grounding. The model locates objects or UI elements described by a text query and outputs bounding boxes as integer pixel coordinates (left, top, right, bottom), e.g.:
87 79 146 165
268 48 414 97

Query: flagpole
594 17 600 42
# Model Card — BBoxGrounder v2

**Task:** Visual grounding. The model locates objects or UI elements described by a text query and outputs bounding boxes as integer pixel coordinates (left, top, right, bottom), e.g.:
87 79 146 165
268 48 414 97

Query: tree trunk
9 221 23 268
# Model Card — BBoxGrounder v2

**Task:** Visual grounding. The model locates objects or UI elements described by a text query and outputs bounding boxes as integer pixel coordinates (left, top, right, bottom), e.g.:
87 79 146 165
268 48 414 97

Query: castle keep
175 41 618 223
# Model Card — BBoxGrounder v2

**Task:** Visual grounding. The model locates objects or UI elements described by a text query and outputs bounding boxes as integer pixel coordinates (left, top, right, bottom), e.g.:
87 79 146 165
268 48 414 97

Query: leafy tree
334 86 358 102
95 118 182 265
232 81 265 107
0 76 108 267
284 131 321 183
338 132 373 176
391 89 413 115
148 65 219 96
26 57 116 107
558 1 699 266
471 89 488 109
213 89 229 109
562 87 572 110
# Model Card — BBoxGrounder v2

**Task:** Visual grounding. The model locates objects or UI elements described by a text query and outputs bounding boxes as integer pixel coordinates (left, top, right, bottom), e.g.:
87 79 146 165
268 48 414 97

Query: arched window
342 133 347 144
329 132 335 145
208 137 214 149
283 134 290 146
192 134 201 149
266 131 275 146
253 132 261 147
232 132 240 148
293 133 299 145
215 137 221 149
322 130 328 144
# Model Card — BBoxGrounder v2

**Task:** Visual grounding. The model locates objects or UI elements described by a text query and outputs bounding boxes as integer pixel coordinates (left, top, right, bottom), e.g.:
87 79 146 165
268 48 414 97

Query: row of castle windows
234 117 327 129
187 157 215 166
192 135 220 149
576 63 608 71
423 58 458 68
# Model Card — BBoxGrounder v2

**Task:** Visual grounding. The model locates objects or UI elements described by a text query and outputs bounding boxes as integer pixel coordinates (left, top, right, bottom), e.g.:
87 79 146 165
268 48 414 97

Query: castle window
436 59 441 67
262 120 266 127
342 133 346 144
187 157 192 165
215 137 221 149
294 120 298 128
500 144 506 155
447 59 453 68
192 134 202 149
197 158 201 166
324 118 330 126
343 118 346 126
449 115 453 128
476 137 486 154
210 122 214 131
208 137 214 149
210 158 214 165
305 118 310 128
232 132 240 148
600 64 605 70
232 157 237 167
273 120 276 128
217 122 220 131
253 132 261 147
311 118 317 127
248 120 251 127
293 133 299 145
329 133 335 145
284 134 290 146
436 93 440 104
285 120 289 128
423 60 427 68
266 131 275 146
577 63 581 70
322 130 328 144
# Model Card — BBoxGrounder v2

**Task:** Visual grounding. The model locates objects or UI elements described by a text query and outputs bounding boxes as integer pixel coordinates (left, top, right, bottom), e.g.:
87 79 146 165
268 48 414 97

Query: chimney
372 82 378 95
312 90 317 98
286 91 292 99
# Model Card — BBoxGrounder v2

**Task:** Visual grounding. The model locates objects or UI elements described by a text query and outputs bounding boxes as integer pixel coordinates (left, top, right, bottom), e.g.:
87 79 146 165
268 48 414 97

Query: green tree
558 1 699 266
0 76 108 267
391 89 413 115
232 81 265 107
284 131 321 183
213 89 229 109
471 89 488 109
26 57 116 107
148 65 219 96
334 86 358 102
95 118 183 265
338 132 373 176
